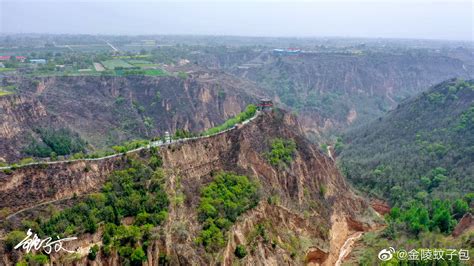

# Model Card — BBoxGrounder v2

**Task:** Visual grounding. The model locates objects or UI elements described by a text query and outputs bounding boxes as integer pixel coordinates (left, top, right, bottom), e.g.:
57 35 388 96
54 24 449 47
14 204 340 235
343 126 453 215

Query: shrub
19 157 34 165
452 199 469 219
2 168 13 175
266 138 297 168
88 244 99 260
234 245 247 259
25 254 49 264
201 104 257 136
130 247 147 265
197 172 259 251
5 230 26 251
24 128 86 157
177 71 188 79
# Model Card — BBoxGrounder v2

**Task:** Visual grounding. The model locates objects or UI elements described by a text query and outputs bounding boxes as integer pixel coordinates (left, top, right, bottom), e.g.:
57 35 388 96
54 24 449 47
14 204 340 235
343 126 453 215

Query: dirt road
335 231 364 266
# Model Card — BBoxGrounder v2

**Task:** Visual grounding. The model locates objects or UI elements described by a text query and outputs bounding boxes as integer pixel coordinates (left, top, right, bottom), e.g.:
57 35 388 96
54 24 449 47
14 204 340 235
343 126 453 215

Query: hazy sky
1 0 473 41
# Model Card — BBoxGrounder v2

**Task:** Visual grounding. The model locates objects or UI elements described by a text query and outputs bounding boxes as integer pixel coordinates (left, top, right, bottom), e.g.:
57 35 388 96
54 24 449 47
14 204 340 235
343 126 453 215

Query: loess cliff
0 109 378 265
0 71 260 162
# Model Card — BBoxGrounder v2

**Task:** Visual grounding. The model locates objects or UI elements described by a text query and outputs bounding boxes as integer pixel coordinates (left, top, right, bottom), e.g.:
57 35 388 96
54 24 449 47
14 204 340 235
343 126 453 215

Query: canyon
0 110 380 265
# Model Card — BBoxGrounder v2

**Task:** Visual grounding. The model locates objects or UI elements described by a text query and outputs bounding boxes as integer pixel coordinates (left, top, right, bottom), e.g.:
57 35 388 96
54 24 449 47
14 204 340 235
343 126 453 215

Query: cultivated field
93 62 105 71
101 59 135 70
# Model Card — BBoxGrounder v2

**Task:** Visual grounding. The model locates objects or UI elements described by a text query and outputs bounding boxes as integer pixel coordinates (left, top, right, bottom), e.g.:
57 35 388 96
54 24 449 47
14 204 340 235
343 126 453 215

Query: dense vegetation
196 172 259 252
265 138 297 168
339 79 474 239
200 104 257 136
10 149 168 265
23 128 86 158
111 139 150 153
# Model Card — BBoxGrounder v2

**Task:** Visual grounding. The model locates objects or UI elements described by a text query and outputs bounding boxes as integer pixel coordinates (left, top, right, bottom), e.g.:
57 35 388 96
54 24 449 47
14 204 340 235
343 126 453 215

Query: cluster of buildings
0 55 47 66
0 55 27 62
272 48 302 55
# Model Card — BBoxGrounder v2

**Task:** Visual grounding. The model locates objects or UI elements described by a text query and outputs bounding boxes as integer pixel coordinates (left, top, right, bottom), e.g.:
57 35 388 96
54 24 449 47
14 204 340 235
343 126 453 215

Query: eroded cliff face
230 52 474 140
0 72 259 162
0 95 51 162
158 110 375 265
0 110 377 265
0 156 125 213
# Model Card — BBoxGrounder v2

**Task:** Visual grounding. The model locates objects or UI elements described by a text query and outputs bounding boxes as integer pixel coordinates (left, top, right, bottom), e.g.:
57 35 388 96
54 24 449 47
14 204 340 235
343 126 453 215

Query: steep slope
0 71 260 162
0 109 378 265
230 51 473 140
340 78 474 205
335 79 474 265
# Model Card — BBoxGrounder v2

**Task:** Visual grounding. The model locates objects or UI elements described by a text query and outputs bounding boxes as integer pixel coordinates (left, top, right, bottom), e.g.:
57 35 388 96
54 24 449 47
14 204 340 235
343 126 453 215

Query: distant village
0 55 46 69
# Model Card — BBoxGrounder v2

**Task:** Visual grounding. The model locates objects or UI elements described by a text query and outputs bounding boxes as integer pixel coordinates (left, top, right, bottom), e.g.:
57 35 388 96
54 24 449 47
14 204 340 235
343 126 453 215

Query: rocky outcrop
370 199 391 216
0 95 51 162
230 51 473 140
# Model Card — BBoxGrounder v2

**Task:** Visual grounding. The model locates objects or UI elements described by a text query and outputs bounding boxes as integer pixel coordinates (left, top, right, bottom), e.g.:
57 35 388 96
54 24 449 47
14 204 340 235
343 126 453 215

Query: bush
39 157 169 259
131 247 147 265
26 254 49 264
149 154 163 170
2 168 13 175
234 245 247 259
88 244 99 260
5 230 26 251
197 172 259 251
266 138 297 168
452 199 469 219
201 104 257 136
19 157 35 165
24 128 86 157
177 71 188 79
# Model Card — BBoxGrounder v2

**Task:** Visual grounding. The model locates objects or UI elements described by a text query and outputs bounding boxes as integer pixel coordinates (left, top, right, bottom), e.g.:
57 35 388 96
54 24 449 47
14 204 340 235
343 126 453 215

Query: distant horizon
0 33 472 43
1 1 472 41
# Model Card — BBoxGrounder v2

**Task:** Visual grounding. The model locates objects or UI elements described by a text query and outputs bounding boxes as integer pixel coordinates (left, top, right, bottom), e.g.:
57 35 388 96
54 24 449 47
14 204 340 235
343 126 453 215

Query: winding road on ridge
1 110 377 263
1 112 262 221
0 111 261 172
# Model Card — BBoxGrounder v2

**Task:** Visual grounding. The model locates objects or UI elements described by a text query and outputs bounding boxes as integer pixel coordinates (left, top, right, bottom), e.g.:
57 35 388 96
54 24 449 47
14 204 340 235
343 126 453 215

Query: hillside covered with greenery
339 79 473 236
5 149 168 265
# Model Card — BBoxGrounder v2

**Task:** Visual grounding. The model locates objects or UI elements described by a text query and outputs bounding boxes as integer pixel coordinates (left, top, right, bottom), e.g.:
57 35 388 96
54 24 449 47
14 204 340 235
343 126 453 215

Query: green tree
452 199 469 219
234 245 247 259
266 138 297 168
88 244 99 260
131 246 147 265
197 172 259 251
430 200 455 233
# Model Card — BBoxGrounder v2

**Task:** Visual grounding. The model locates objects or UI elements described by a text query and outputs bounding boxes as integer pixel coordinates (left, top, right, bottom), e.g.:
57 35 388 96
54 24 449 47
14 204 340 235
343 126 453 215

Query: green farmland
101 59 135 70
127 59 159 68
143 69 167 76
0 85 16 97
116 68 168 76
